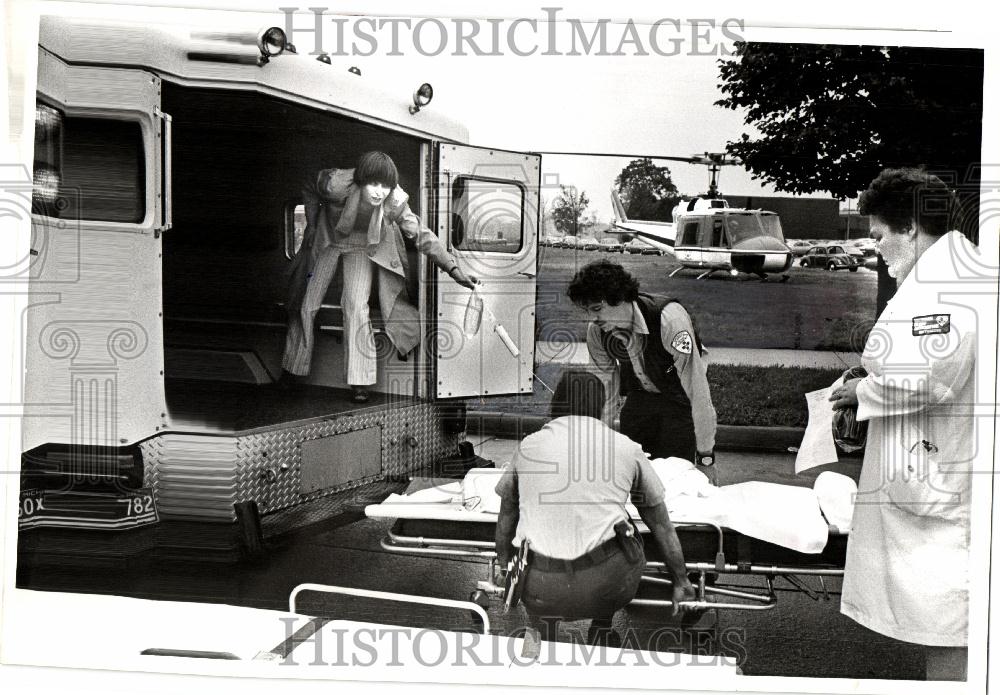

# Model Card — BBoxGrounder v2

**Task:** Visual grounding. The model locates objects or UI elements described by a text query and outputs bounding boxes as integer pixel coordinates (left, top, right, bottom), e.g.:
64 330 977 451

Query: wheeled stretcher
365 470 852 615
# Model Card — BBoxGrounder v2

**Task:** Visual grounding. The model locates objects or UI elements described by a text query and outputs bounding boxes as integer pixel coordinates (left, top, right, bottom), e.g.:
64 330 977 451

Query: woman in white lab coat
829 169 985 680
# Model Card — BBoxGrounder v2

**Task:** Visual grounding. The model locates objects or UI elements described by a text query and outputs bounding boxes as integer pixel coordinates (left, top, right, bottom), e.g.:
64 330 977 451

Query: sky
34 1 837 221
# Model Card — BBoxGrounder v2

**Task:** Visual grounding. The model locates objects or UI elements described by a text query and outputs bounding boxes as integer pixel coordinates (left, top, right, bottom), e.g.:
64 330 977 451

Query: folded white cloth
814 471 857 532
461 467 504 514
708 482 830 554
647 457 717 501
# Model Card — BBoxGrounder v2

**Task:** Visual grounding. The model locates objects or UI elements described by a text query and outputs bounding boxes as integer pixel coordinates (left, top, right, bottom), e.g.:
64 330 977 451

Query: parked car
599 238 624 253
787 239 812 257
582 238 601 251
561 236 580 248
799 244 859 271
847 245 878 269
624 239 662 255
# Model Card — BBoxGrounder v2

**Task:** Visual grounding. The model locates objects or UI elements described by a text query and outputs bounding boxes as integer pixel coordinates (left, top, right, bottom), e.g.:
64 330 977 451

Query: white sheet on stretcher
366 459 839 554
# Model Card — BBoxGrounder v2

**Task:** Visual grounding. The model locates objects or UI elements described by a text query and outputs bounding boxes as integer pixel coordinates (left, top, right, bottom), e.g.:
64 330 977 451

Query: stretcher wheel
470 590 490 609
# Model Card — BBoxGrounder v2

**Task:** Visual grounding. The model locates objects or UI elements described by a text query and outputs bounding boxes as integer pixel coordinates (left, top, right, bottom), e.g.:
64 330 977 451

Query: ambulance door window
284 202 307 259
33 103 146 223
450 176 524 253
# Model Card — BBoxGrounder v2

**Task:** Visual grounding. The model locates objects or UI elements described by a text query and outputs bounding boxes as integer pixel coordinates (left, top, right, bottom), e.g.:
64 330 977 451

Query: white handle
494 325 520 357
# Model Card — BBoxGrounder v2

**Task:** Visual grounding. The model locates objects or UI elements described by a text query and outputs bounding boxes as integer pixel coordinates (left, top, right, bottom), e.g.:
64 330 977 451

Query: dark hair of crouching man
493 369 696 647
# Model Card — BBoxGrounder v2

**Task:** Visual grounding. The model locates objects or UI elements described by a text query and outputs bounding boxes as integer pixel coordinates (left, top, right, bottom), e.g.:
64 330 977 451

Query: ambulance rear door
24 48 171 451
431 144 540 399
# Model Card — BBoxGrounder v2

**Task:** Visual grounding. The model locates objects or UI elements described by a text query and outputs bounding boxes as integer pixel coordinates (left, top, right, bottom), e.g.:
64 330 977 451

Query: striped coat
287 168 454 358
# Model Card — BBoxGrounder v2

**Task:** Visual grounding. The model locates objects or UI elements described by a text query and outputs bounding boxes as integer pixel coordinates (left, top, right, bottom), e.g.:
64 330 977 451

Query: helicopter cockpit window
680 221 700 246
724 214 764 245
757 214 785 240
450 176 524 253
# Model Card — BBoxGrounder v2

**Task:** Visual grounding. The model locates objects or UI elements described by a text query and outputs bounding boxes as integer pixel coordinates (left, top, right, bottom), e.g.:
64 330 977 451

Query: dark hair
549 370 605 420
857 168 955 237
566 260 640 306
353 151 399 190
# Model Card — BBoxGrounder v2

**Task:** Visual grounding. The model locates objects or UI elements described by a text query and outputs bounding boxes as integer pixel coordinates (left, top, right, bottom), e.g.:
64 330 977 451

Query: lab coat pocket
883 434 964 520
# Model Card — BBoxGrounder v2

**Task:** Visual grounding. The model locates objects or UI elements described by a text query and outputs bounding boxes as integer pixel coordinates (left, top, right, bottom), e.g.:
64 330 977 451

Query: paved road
18 437 927 681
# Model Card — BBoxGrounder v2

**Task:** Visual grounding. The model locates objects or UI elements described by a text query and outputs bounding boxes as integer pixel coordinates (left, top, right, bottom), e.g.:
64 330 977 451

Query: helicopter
609 153 794 281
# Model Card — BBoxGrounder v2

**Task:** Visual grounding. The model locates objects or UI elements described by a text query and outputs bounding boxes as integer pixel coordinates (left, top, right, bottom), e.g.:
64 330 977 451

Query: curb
466 411 860 457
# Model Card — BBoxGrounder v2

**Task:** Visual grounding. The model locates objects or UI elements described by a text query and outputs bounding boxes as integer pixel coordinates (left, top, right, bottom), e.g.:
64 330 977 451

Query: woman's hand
449 266 478 290
829 377 862 410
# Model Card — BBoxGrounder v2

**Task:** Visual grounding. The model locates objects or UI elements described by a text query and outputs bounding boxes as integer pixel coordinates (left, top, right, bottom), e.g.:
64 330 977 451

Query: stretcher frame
379 518 847 614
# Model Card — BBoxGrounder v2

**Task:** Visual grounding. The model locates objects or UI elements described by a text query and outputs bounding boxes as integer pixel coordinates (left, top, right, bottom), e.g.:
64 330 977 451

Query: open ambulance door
23 49 171 452
430 144 540 399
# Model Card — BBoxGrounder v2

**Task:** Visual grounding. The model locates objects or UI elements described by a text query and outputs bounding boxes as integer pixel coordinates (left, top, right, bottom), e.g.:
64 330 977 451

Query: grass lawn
533 247 877 351
467 363 844 428
707 364 842 427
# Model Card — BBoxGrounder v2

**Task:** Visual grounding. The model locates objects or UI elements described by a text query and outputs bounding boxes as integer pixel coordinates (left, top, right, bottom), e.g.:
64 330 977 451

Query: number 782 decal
18 488 159 530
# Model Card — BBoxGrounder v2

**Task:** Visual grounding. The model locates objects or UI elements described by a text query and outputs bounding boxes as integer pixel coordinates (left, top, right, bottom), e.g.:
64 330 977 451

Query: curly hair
566 260 640 306
858 168 955 237
353 151 399 190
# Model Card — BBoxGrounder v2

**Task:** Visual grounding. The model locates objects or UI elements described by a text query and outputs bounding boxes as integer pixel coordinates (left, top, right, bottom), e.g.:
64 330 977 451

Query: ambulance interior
160 84 429 430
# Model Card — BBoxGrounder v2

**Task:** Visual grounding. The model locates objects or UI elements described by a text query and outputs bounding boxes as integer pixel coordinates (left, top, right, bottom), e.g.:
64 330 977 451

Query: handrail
288 583 491 634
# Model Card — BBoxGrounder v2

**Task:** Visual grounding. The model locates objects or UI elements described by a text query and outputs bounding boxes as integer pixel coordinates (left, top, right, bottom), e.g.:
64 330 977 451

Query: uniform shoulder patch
912 314 950 336
671 330 693 355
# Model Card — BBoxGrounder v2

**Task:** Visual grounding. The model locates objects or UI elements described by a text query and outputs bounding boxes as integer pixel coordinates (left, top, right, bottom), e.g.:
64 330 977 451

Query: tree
716 43 983 238
614 158 679 222
551 185 590 236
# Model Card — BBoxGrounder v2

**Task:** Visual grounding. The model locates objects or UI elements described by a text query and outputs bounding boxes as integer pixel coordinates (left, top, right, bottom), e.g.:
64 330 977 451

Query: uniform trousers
521 544 645 629
619 390 697 463
283 246 393 385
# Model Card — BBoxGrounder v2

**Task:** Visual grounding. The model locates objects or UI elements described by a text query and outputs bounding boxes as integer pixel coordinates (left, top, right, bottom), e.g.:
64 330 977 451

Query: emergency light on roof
409 83 434 115
257 27 287 58
187 26 287 67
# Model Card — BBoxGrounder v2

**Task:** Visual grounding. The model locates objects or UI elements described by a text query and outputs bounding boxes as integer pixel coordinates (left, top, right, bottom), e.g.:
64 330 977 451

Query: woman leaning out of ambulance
281 152 477 402
829 168 984 681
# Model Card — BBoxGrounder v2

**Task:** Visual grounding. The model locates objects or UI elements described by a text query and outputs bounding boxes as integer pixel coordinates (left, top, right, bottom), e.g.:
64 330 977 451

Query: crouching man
494 369 695 647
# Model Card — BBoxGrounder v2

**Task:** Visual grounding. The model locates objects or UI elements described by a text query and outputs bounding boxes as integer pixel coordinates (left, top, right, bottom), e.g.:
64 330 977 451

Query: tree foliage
614 157 680 222
550 185 590 235
716 43 983 209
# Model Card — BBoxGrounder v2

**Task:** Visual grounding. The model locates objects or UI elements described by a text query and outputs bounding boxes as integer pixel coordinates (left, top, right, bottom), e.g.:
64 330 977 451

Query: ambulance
21 15 540 560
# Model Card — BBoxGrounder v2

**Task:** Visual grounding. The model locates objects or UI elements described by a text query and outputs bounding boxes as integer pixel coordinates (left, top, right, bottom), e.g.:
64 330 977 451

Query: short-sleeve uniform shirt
495 415 665 560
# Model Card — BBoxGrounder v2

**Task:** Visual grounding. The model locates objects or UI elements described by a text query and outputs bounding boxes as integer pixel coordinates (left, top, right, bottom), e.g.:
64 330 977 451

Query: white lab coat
840 231 986 646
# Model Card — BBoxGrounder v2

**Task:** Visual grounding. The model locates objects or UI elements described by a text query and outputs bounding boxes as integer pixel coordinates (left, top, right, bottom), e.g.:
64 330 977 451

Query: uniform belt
528 536 622 573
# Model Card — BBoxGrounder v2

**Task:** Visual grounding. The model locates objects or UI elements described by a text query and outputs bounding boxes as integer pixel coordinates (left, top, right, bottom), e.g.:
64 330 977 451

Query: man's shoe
351 386 370 404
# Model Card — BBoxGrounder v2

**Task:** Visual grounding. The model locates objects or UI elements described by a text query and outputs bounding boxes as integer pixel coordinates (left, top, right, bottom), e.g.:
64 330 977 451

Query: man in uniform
494 370 695 647
567 261 717 473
